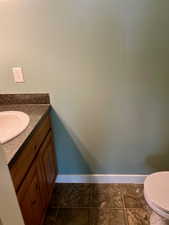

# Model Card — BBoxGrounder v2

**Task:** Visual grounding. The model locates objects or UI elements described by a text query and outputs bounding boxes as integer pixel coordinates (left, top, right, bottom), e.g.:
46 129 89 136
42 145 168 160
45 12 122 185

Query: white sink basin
0 111 30 144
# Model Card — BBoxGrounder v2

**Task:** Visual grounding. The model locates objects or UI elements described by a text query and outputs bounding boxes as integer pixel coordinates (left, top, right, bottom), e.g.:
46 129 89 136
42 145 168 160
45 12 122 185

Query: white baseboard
55 174 147 184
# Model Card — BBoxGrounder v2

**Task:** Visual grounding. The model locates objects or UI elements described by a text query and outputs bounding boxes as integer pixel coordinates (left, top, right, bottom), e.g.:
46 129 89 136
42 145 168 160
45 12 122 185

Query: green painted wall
0 0 169 174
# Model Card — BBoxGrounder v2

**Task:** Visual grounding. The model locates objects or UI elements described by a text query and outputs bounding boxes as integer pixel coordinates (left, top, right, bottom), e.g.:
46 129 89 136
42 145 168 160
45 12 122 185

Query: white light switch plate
12 67 24 83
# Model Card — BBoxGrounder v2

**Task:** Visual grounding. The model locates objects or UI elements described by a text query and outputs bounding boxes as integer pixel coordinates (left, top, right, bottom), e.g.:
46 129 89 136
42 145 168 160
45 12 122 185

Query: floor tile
89 208 127 225
44 208 59 225
49 184 66 208
46 183 152 225
92 184 123 208
126 208 151 225
58 183 92 208
120 184 147 208
44 208 89 225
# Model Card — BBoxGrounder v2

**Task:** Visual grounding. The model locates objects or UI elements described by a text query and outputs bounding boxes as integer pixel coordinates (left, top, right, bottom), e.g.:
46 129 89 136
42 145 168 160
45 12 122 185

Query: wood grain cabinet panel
10 114 57 225
40 132 57 199
17 163 43 225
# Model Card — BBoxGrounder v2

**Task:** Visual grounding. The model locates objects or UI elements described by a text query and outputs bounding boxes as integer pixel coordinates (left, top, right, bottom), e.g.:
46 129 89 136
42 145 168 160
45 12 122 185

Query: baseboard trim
55 174 147 184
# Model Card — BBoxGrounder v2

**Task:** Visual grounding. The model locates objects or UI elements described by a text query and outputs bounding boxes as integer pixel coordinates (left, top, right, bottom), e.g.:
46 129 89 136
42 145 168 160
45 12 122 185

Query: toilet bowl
144 172 169 224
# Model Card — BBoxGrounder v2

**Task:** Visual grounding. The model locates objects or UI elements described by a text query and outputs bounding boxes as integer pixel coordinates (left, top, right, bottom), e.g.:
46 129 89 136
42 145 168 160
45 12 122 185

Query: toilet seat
144 172 169 214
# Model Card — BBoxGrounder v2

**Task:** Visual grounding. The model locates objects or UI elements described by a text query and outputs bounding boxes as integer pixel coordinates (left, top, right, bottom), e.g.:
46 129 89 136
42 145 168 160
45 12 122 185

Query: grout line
121 194 129 225
90 184 94 209
52 206 127 209
49 206 151 211
124 208 129 225
122 194 126 209
55 208 59 216
120 186 126 209
119 185 129 225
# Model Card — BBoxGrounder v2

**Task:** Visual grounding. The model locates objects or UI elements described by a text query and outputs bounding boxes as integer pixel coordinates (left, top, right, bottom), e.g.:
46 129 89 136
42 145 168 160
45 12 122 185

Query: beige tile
92 184 123 208
58 184 92 208
90 208 127 225
126 208 151 225
120 184 147 208
44 208 59 225
45 208 89 225
49 184 66 208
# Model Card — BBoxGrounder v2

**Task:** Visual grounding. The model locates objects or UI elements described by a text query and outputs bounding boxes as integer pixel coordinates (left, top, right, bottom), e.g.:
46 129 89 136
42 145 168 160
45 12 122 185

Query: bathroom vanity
0 94 57 225
10 114 57 225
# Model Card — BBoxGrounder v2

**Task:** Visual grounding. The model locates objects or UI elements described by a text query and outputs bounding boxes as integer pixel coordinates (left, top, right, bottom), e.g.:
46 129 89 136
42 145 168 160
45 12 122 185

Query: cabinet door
17 163 44 225
40 132 57 202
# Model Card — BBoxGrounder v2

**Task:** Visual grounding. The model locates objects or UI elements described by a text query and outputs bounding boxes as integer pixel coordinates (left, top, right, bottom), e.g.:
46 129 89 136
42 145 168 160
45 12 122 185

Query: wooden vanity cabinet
17 161 44 225
9 114 57 225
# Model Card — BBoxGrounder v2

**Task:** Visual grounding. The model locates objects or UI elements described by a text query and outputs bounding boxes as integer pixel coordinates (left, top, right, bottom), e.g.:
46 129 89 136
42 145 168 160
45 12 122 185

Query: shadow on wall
50 107 100 175
146 144 169 171
50 106 169 175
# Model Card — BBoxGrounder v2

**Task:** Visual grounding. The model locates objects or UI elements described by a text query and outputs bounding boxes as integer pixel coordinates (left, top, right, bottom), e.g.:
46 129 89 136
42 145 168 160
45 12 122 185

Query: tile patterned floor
44 183 152 225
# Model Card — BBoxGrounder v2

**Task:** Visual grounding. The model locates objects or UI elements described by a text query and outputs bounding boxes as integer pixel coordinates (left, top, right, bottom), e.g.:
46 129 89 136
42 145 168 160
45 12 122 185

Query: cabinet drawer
10 115 51 191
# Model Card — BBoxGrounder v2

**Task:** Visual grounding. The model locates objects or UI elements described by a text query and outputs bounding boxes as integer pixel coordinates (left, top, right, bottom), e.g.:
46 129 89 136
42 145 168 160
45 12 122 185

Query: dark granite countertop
0 104 51 166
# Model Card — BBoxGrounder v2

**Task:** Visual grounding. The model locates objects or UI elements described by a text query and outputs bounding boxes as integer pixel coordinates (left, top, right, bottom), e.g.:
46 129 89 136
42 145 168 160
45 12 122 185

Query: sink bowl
0 111 30 144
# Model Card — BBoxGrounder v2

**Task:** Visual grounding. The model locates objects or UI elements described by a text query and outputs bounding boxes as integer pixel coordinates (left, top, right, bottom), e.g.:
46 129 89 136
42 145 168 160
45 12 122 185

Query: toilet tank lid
144 172 169 212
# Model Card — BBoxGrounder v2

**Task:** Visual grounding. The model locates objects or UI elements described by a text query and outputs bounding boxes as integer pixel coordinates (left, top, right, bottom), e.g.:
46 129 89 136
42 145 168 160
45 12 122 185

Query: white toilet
144 172 169 225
